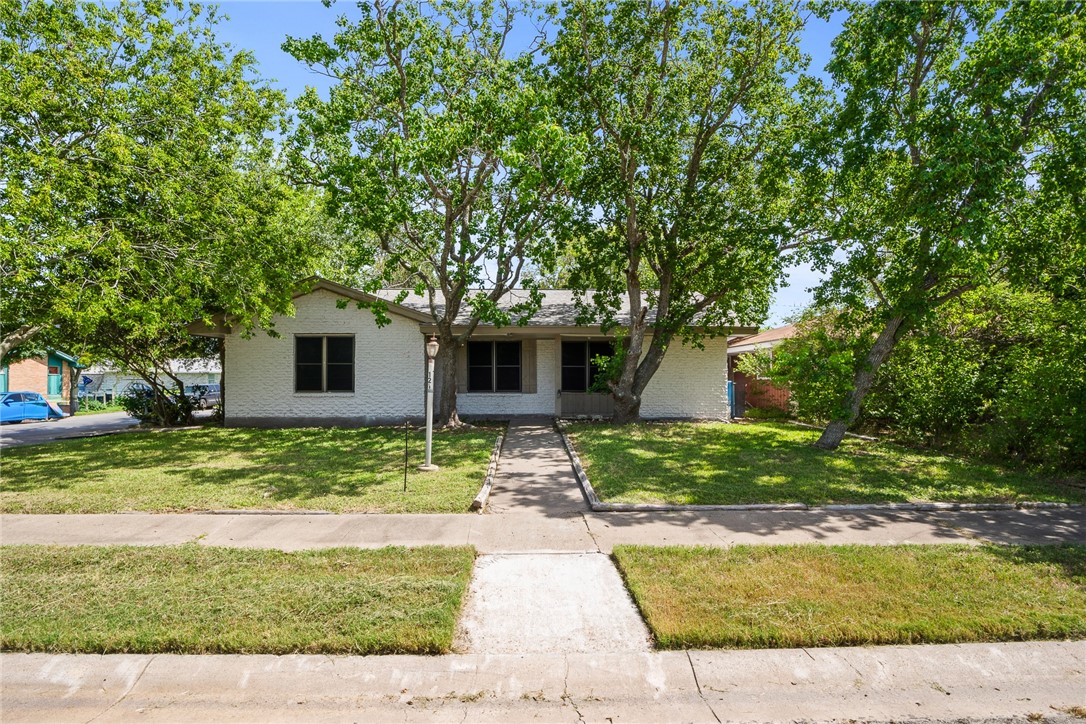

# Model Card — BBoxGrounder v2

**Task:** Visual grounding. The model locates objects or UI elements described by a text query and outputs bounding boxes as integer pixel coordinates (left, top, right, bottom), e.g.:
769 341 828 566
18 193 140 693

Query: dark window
467 341 521 392
295 336 354 393
561 340 615 392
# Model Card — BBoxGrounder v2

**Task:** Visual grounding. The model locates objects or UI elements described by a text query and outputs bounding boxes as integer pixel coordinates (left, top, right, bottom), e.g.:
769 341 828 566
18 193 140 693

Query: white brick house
189 279 756 427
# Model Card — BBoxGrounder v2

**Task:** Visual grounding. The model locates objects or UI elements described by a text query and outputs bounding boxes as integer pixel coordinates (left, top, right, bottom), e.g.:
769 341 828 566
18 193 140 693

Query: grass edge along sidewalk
613 543 1086 650
564 421 1086 507
0 425 500 514
1 544 476 655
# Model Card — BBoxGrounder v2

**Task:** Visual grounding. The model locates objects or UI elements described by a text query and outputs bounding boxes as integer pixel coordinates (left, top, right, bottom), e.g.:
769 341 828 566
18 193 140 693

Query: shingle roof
375 288 756 330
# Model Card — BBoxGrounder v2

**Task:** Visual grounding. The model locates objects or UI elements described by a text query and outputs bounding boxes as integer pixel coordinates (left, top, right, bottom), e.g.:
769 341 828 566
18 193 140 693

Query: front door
558 340 616 418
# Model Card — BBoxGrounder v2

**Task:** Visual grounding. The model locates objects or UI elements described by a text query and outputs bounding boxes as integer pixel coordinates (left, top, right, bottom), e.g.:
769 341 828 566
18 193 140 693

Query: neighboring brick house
189 278 758 427
0 351 84 411
727 325 796 416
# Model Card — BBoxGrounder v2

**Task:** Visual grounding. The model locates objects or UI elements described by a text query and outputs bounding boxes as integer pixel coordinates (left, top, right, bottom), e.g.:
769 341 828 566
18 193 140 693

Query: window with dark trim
467 341 521 392
295 335 354 393
561 340 614 392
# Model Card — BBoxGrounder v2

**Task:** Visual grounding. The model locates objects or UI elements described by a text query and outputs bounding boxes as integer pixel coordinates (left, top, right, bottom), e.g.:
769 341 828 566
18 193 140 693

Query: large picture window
561 340 614 392
467 341 521 392
295 336 354 393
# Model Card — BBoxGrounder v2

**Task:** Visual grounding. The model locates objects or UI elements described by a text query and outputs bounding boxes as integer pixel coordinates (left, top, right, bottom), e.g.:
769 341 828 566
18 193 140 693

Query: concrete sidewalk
3 507 1083 551
4 641 1083 723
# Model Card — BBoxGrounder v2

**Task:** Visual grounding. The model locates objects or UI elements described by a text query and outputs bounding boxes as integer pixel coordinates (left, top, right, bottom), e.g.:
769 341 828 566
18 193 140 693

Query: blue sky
210 1 843 328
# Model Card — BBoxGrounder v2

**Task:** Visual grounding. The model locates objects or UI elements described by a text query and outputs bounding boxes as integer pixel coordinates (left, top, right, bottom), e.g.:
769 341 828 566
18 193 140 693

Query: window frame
294 334 356 394
466 340 522 393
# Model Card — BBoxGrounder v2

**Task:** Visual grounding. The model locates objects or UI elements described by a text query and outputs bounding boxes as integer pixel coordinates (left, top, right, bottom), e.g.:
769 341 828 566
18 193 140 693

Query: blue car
0 391 68 423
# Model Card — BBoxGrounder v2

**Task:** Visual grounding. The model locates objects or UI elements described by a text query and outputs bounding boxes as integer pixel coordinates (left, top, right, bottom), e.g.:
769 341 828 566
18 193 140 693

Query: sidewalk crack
561 656 585 723
86 655 155 723
579 513 602 553
687 651 721 723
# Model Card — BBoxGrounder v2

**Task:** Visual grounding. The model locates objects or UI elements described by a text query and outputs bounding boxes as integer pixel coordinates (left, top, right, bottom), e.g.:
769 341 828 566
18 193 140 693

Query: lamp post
418 334 440 472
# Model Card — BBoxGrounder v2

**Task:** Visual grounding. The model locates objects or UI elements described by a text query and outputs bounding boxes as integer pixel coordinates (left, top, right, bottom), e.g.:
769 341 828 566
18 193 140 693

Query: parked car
184 384 221 410
0 392 67 423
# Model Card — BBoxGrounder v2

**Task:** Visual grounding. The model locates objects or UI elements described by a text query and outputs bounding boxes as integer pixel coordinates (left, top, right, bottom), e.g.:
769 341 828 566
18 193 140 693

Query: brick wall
6 358 48 397
640 336 730 420
458 339 557 417
734 370 790 412
224 289 732 425
224 289 425 427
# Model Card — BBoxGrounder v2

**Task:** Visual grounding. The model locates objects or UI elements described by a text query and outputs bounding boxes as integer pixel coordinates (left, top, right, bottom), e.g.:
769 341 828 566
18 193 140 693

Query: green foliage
283 0 582 423
548 0 822 419
776 286 1086 471
799 1 1086 445
765 316 860 423
1 0 324 391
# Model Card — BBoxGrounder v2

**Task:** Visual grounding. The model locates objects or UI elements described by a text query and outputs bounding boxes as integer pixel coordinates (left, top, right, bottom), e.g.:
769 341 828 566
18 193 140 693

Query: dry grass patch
613 544 1086 649
1 544 475 655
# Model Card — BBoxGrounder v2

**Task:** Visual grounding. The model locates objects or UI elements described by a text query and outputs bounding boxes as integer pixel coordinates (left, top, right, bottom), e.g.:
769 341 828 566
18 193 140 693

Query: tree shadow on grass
568 421 1085 506
0 426 496 512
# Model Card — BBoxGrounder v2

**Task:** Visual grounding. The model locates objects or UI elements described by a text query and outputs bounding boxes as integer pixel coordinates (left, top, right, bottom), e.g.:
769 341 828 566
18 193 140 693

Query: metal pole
418 355 439 471
404 420 409 492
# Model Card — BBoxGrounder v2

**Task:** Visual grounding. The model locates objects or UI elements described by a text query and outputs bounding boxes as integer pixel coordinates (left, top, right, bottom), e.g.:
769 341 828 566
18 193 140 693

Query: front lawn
567 421 1085 505
613 543 1086 649
0 426 497 513
1 544 475 654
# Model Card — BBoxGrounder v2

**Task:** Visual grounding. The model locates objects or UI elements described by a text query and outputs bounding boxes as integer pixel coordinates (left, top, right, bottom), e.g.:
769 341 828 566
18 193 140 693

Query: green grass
74 403 126 415
0 426 498 513
0 544 475 655
567 421 1085 505
613 543 1086 649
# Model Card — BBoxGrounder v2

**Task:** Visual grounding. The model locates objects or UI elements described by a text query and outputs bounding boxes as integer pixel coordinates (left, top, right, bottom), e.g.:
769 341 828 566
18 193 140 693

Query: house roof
728 324 797 354
375 287 757 332
188 277 760 337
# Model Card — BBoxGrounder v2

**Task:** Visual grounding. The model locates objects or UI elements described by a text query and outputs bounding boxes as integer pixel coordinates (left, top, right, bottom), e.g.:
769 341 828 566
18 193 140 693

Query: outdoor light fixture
419 335 440 472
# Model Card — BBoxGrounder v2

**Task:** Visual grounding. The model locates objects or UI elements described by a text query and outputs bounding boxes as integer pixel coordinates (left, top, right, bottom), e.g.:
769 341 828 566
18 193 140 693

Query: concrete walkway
4 506 1083 551
4 642 1084 723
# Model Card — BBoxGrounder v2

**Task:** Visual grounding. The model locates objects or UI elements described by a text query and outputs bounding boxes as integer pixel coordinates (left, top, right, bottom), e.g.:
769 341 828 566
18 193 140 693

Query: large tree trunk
0 324 44 366
815 315 907 450
434 330 462 428
610 329 670 425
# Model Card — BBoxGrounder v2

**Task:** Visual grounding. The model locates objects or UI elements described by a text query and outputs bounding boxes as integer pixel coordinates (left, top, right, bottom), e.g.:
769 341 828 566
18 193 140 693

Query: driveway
0 411 139 448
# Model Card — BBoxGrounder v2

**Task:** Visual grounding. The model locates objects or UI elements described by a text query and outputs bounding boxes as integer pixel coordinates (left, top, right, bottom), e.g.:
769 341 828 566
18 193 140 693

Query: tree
284 0 580 426
804 0 1086 449
549 0 819 423
1 0 325 423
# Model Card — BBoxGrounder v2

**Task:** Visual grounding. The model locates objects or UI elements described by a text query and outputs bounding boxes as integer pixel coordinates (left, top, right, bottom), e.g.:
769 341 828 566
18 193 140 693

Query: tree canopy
802 0 1086 448
284 0 581 425
548 0 820 422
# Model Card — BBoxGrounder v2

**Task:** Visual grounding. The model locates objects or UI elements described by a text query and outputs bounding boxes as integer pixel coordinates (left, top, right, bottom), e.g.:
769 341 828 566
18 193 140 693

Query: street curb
554 422 1082 514
471 429 505 512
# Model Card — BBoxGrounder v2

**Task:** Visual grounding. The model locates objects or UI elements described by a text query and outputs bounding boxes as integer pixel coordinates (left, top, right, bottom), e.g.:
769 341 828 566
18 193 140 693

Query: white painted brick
458 339 557 417
223 291 729 424
640 336 730 420
224 289 424 426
